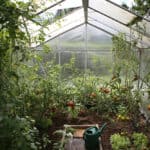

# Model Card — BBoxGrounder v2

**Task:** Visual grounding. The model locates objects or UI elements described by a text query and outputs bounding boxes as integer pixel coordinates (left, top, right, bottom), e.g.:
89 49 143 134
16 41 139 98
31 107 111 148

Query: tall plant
0 0 49 149
112 33 139 86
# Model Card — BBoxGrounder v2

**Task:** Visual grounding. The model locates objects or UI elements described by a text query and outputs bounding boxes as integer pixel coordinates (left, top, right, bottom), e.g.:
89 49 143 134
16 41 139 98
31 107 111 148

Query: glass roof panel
35 0 63 12
89 0 136 25
38 24 113 52
108 0 134 8
31 8 84 47
35 0 82 14
108 0 150 23
88 8 150 48
35 0 82 25
48 0 82 10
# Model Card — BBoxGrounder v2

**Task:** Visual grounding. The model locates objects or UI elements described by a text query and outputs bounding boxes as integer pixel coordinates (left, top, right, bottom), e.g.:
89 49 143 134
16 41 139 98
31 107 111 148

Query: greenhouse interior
0 0 150 149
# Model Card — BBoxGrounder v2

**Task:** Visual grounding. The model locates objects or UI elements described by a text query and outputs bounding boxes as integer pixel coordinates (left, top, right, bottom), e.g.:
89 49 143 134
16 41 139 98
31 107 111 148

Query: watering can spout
97 123 107 136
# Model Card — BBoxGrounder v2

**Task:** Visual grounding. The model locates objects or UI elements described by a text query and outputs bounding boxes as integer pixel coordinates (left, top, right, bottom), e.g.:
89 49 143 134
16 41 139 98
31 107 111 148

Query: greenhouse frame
30 0 150 77
0 0 150 149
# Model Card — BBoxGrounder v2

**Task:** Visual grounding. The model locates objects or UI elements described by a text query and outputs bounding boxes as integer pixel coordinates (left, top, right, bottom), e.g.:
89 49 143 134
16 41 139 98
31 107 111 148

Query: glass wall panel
87 51 113 78
132 19 150 38
141 49 150 80
36 37 60 67
36 25 86 77
140 48 150 119
54 25 86 77
37 37 59 51
86 25 113 78
58 25 85 51
87 25 112 51
60 51 86 78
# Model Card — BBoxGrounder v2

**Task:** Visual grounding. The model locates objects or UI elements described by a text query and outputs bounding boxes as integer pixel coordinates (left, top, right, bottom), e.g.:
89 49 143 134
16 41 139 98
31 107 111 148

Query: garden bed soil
46 110 150 150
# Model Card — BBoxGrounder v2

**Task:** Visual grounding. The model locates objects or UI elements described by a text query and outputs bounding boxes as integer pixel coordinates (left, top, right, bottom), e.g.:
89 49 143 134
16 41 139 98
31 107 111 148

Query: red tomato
67 101 75 108
90 92 96 98
147 104 150 111
104 88 110 94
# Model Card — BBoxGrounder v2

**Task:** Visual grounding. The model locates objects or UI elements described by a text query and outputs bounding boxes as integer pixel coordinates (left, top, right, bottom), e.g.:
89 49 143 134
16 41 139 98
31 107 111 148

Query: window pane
88 8 150 48
89 0 136 25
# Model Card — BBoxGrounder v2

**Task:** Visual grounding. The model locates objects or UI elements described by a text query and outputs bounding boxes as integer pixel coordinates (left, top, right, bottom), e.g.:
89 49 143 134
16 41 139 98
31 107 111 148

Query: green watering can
83 123 107 150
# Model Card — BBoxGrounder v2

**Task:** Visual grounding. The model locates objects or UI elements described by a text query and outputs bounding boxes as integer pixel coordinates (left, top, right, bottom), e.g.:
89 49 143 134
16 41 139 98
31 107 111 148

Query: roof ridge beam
82 0 89 23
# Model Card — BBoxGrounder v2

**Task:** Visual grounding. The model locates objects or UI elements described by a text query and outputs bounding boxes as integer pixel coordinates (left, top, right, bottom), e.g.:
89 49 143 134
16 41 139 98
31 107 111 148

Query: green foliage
132 132 148 150
112 33 139 83
66 103 81 119
0 0 50 149
110 132 149 150
62 72 141 119
90 54 113 76
0 116 40 150
116 105 130 121
132 0 150 16
110 133 131 150
53 126 75 150
126 0 150 25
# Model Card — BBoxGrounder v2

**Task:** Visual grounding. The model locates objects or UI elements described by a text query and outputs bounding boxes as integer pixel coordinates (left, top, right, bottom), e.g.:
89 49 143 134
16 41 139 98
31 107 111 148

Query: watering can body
83 123 107 150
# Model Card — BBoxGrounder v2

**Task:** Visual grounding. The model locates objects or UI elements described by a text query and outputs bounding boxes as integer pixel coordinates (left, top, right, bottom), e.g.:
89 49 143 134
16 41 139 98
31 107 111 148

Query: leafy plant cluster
110 132 149 150
0 0 51 149
110 133 131 150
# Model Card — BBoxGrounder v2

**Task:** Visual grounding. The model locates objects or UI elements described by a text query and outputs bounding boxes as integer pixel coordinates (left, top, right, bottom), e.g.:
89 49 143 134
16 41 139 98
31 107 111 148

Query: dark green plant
0 116 40 150
0 0 51 149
